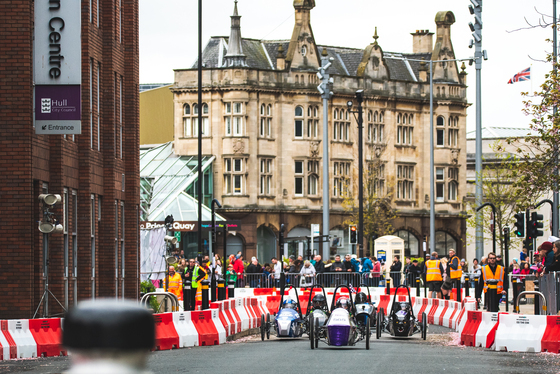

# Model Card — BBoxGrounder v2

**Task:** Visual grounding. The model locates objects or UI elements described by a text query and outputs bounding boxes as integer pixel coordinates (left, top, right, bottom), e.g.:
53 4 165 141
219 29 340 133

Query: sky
140 0 555 132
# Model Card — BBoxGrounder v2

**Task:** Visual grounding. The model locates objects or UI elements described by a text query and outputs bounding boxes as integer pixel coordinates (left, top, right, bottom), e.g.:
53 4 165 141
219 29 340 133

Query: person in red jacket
233 255 245 287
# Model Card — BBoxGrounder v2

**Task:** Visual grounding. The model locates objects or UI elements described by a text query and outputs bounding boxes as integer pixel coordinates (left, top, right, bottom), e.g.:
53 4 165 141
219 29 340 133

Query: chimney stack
411 29 434 54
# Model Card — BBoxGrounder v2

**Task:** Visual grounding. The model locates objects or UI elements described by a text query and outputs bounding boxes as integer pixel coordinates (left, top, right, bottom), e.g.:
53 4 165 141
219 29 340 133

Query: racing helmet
336 297 350 310
312 294 326 309
283 298 297 309
355 292 368 304
399 301 411 311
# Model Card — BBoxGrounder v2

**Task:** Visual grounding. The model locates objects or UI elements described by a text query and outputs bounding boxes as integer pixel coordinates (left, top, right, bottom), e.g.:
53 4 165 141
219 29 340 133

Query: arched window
448 180 458 201
435 231 457 257
395 230 419 256
294 106 304 138
436 116 445 146
183 104 191 137
184 104 190 115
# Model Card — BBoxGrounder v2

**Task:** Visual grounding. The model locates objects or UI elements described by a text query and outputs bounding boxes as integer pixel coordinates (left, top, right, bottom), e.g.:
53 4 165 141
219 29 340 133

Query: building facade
0 0 140 319
172 0 468 262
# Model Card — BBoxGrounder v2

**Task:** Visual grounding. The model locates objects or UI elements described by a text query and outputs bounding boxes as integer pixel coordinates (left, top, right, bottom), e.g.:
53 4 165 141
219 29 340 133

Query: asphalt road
1 325 559 374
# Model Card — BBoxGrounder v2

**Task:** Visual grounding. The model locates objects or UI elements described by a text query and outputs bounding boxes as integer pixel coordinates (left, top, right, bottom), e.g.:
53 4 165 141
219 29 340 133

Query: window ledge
222 194 250 198
395 144 416 149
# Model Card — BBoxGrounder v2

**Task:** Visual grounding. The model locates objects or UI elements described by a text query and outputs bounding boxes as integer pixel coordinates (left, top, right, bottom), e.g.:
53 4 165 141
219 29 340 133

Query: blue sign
377 250 386 262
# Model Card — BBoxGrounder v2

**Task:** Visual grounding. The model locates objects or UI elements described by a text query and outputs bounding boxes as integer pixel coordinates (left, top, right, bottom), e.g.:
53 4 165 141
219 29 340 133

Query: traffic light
349 225 357 244
530 212 544 238
523 237 533 253
513 212 524 237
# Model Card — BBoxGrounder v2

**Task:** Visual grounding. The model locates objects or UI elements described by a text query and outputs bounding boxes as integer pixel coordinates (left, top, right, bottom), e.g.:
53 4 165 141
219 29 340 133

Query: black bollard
415 274 420 297
201 280 210 310
386 276 390 295
534 280 540 315
228 279 235 299
63 300 154 373
487 288 498 313
217 278 226 300
456 279 462 302
211 270 217 303
280 272 286 292
184 281 192 311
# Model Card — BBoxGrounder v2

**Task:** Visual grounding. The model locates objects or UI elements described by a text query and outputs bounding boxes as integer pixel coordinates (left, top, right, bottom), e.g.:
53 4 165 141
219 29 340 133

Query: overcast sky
140 0 555 132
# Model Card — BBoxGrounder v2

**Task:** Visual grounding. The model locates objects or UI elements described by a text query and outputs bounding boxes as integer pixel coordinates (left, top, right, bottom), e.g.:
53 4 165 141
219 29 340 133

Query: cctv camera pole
318 51 334 260
43 233 49 317
211 199 222 302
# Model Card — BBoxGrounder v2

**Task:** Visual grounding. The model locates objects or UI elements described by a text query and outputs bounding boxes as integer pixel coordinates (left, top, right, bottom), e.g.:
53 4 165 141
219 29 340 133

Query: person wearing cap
496 254 504 267
424 251 444 299
541 241 555 269
480 252 505 312
233 254 245 287
447 249 462 288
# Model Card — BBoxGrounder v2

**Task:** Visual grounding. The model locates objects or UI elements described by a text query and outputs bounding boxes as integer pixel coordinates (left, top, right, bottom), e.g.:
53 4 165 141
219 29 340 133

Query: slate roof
191 37 435 82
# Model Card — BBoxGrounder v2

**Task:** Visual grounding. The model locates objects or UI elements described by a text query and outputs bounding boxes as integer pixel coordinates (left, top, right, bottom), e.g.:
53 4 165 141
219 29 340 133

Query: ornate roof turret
224 0 247 67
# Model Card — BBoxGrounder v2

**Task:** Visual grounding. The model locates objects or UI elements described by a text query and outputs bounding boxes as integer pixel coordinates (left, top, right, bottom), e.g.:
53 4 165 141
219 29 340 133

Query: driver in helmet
310 294 327 312
335 297 353 316
399 302 411 312
283 298 298 311
355 292 368 304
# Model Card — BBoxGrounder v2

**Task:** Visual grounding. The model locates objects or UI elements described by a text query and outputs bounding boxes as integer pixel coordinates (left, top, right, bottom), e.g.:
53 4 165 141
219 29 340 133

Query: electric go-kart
376 285 427 340
354 283 377 329
304 284 330 340
261 284 305 340
309 285 371 350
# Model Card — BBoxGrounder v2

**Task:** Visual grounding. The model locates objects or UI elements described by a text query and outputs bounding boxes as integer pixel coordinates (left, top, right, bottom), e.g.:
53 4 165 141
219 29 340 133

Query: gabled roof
192 37 434 82
139 142 225 222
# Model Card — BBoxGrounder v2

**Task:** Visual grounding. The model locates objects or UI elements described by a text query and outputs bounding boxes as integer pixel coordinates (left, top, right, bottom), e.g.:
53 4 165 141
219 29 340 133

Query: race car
376 285 427 340
309 285 371 350
261 284 305 340
304 284 330 338
354 283 377 329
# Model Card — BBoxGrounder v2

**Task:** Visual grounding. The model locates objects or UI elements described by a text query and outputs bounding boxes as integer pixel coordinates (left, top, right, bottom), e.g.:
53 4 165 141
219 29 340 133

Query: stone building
171 0 468 262
0 1 140 319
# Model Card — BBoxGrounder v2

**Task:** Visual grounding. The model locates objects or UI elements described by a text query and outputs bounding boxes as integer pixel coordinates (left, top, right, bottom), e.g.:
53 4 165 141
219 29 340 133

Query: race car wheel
309 315 315 350
266 313 271 339
366 321 371 350
421 312 427 341
314 317 319 348
261 315 265 341
376 308 384 339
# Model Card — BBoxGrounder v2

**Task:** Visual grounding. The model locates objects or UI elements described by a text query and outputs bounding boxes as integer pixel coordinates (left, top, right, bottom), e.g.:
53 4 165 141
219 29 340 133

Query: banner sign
140 221 242 232
34 0 82 134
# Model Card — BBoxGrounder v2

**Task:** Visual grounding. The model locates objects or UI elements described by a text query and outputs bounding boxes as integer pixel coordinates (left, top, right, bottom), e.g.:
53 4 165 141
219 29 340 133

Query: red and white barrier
494 314 547 353
172 311 199 347
456 301 476 334
542 316 560 353
5 320 37 358
210 308 227 344
475 312 500 349
191 310 219 346
234 298 250 330
460 311 483 347
441 301 456 328
152 313 179 351
244 298 257 328
225 299 242 333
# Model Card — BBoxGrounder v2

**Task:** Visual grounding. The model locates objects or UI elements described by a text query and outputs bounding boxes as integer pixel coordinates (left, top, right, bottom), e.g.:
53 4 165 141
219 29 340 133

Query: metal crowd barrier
140 291 180 313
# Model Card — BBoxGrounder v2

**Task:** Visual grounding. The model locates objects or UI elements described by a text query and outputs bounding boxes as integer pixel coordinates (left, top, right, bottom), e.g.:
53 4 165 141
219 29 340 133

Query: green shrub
141 280 159 313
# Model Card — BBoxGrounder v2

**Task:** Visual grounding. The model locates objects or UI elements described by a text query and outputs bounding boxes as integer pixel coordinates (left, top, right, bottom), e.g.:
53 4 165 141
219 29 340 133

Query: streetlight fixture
347 90 365 258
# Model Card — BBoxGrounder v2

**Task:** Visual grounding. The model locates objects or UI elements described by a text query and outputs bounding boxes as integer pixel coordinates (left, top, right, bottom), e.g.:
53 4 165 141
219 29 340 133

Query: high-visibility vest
482 264 504 293
192 265 200 289
449 256 462 280
167 272 183 301
426 260 442 282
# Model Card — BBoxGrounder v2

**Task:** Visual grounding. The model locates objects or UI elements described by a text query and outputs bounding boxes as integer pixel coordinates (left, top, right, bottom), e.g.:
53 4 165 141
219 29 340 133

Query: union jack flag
507 67 530 84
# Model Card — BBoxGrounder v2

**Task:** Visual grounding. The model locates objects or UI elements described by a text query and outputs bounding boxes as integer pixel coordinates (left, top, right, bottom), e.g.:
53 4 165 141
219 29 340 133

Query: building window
436 167 445 201
224 102 244 137
259 158 272 195
260 104 273 138
448 167 459 201
224 157 245 195
307 160 319 196
184 102 209 137
435 231 457 256
307 106 319 138
334 108 351 143
397 164 414 200
333 161 351 197
295 160 304 196
395 230 419 256
370 162 386 197
436 116 445 146
448 116 459 147
295 106 304 138
397 113 413 145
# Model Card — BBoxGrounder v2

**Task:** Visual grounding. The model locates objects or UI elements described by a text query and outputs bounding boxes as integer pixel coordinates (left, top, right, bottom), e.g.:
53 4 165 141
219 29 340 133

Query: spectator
271 257 282 286
300 260 316 287
262 263 272 286
177 258 188 275
343 254 353 272
350 255 361 272
407 259 422 287
440 257 448 282
542 241 555 268
496 254 504 267
470 258 481 289
545 240 560 273
361 256 373 285
213 257 222 280
235 251 242 260
166 265 183 303
424 252 444 299
371 256 381 287
520 247 527 262
460 258 468 288
297 255 304 262
225 264 237 284
520 261 531 276
314 255 325 273
403 257 412 285
440 278 453 300
331 255 345 286
481 256 487 266
390 255 402 287
233 255 245 287
246 258 262 288
284 255 296 272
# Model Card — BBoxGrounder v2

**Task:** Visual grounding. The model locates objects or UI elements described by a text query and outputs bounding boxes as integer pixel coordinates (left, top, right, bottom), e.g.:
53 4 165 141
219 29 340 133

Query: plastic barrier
266 295 280 314
541 316 560 353
494 314 547 353
427 299 441 325
253 288 275 296
28 318 66 357
235 298 250 331
418 298 431 319
460 311 483 347
244 298 257 328
377 295 394 314
152 313 180 351
413 298 423 318
210 308 227 344
172 311 199 347
474 312 500 348
225 299 242 333
432 299 447 325
5 319 37 358
445 302 459 329
191 310 219 346
0 321 16 360
456 301 476 333
251 298 264 326
210 301 233 336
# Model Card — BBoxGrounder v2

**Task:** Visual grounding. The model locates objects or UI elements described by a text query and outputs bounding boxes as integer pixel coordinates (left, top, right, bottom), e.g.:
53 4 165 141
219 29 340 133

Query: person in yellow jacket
192 260 208 306
448 248 462 281
480 252 504 312
166 266 183 311
424 252 444 299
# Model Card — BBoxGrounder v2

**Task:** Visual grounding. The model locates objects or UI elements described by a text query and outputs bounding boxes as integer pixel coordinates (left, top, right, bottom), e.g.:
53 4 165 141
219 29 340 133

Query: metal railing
515 291 547 315
140 292 180 313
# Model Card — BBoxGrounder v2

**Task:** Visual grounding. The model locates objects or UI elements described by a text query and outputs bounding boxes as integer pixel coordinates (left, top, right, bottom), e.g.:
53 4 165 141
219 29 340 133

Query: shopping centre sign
140 221 242 232
34 0 82 135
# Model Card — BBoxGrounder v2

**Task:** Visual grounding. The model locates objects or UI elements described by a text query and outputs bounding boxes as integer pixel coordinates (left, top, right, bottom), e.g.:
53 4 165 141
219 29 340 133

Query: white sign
311 224 320 236
34 0 82 85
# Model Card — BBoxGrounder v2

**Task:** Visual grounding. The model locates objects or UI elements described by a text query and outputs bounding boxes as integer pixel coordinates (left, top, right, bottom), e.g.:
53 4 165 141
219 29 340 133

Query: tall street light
347 90 364 258
197 0 203 261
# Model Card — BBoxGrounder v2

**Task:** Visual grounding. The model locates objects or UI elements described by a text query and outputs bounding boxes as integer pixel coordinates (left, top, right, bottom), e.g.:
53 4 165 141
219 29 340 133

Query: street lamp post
347 90 364 258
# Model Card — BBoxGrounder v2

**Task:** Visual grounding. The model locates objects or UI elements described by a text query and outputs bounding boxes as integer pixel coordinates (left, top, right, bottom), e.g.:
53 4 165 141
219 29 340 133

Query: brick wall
0 0 140 319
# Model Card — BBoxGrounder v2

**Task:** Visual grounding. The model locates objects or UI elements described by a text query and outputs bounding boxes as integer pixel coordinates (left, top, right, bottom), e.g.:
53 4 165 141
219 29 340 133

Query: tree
466 141 540 255
505 52 560 197
342 143 397 256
